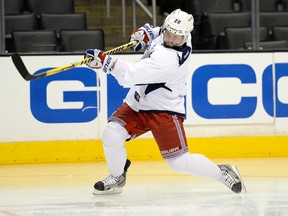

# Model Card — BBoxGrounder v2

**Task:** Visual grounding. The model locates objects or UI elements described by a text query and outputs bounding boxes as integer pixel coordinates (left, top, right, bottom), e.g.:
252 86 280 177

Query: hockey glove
129 23 157 52
85 49 116 73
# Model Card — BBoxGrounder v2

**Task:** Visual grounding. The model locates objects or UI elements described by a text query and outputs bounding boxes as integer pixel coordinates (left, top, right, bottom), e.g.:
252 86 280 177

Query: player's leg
149 113 246 193
93 103 149 195
167 153 246 193
149 113 221 179
167 152 222 180
93 121 131 195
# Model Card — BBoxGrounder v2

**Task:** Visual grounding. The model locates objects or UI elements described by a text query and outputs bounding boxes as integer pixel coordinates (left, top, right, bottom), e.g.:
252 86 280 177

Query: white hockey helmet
163 9 194 46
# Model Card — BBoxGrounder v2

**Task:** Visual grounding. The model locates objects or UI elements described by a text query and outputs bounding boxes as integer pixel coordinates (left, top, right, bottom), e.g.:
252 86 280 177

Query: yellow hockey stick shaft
12 41 137 81
43 41 137 77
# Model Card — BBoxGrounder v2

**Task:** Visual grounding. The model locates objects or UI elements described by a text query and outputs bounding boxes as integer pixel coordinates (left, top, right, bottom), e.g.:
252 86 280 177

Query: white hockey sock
167 152 222 180
102 122 130 177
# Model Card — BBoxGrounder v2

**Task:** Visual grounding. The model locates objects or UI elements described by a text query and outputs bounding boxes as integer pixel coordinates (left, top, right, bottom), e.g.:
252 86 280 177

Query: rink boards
0 52 288 164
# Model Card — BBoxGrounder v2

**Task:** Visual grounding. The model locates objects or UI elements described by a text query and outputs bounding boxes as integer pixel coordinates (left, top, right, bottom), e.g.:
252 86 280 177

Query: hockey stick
11 41 137 81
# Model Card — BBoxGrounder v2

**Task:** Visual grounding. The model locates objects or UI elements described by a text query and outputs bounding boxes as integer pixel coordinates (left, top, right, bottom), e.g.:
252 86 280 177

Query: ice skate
93 159 131 195
218 164 246 193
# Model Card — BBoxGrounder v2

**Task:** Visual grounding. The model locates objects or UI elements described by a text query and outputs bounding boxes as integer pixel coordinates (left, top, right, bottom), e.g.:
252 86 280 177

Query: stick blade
11 53 35 81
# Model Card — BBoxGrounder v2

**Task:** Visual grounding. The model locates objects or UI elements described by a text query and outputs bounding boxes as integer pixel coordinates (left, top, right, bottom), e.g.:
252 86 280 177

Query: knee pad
102 122 129 147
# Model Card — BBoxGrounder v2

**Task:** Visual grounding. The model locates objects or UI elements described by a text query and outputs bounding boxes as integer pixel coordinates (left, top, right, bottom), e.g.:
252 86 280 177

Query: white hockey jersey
111 33 192 115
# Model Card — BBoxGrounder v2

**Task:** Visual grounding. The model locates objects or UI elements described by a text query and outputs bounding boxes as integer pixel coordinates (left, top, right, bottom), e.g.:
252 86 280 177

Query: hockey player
85 9 246 195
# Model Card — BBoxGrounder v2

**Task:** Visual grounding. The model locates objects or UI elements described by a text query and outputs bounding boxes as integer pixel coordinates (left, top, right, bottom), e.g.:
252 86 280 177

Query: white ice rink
1 158 288 216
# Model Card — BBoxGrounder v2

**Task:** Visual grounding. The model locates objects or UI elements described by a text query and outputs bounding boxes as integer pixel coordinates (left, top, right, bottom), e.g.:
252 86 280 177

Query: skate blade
93 187 123 195
231 165 247 193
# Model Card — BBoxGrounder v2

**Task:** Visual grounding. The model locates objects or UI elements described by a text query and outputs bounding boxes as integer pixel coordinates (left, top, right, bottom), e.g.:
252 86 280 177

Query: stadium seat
194 0 240 16
260 12 288 28
207 12 251 33
196 0 243 49
40 13 86 35
12 30 58 53
26 0 75 14
272 26 288 40
4 0 25 15
244 40 288 49
5 14 38 37
225 27 269 49
5 14 38 52
60 29 105 52
204 12 251 49
242 0 287 12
